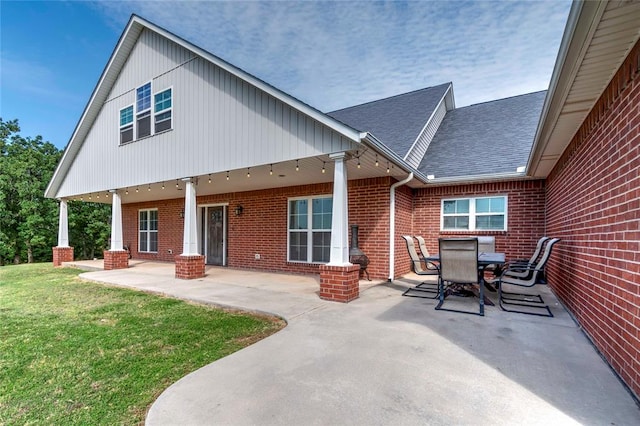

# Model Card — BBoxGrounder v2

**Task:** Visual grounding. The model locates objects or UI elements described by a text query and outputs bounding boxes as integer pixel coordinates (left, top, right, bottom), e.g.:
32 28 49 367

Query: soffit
529 0 640 178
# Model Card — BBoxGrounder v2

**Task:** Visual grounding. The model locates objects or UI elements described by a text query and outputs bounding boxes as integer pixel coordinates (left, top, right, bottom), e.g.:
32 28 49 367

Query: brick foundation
319 264 360 303
103 250 129 270
52 246 74 266
175 255 205 279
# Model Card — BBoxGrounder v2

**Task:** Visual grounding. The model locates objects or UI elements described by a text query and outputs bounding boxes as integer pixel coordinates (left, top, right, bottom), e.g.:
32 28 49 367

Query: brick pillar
175 255 205 279
52 246 74 267
319 264 360 303
103 250 129 270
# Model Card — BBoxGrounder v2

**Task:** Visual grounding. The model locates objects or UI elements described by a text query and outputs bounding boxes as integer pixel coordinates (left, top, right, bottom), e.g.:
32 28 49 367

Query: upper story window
119 105 134 144
441 196 507 231
136 82 152 139
288 196 332 263
154 88 172 133
119 82 174 145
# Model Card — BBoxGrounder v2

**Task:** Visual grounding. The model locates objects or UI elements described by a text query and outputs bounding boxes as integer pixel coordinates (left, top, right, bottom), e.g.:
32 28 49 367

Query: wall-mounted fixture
179 209 185 218
234 205 244 216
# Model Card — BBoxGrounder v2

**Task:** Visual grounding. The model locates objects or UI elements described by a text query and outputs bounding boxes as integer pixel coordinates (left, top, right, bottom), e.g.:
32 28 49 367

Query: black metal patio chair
401 235 439 299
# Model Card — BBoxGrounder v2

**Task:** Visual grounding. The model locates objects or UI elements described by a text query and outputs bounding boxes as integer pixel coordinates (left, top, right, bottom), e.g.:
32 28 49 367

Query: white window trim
138 208 158 253
154 86 173 132
119 104 134 145
440 195 508 231
287 195 332 264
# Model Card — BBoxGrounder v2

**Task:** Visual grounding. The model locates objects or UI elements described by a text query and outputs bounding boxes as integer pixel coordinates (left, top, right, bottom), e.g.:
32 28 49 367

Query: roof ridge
328 82 451 113
460 90 547 109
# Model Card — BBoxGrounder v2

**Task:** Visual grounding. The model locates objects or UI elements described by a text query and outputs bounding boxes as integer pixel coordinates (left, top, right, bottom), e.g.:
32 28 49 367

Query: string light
175 180 179 189
89 194 92 200
386 162 390 174
136 187 139 193
208 174 212 184
80 196 83 201
125 188 129 195
322 162 326 173
148 184 151 192
357 158 361 168
96 193 100 199
226 171 230 181
270 164 273 176
375 154 379 167
356 151 361 168
105 192 109 198
247 168 251 178
296 160 299 172
161 182 165 190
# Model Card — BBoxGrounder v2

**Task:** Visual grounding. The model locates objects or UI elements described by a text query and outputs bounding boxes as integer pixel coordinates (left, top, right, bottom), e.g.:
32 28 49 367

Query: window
288 196 332 263
139 209 158 252
154 88 172 133
442 196 507 231
136 82 152 139
119 105 133 144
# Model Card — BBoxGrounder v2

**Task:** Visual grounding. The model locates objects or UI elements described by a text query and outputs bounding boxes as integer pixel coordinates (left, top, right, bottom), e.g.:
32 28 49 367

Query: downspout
388 172 414 281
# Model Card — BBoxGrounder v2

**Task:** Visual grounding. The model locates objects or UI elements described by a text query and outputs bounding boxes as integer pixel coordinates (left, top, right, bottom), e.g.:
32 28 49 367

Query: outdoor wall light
234 205 244 216
179 209 185 219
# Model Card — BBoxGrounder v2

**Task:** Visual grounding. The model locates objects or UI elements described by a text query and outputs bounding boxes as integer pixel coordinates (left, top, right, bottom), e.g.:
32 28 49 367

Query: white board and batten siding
55 29 356 198
404 99 447 169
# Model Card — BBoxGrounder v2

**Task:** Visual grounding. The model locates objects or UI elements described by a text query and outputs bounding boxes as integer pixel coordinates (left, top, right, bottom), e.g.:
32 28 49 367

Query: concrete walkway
75 262 640 425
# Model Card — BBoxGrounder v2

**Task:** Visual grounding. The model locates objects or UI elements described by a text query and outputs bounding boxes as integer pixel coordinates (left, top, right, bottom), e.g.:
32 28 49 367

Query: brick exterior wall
52 246 74 266
413 180 547 261
394 185 414 278
545 40 640 398
121 177 395 280
103 250 129 270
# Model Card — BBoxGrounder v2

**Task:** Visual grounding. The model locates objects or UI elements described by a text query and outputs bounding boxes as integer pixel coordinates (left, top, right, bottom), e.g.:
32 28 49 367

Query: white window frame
136 81 153 139
287 195 333 264
154 86 173 133
119 104 134 145
138 208 158 253
441 196 508 231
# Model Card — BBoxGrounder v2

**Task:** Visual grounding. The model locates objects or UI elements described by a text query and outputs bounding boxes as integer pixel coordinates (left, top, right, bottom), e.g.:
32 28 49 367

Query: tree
68 201 111 260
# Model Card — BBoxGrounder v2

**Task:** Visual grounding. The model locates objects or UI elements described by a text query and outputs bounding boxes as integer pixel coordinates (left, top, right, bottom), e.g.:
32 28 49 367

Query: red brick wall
394 185 414 278
413 180 547 260
121 177 395 280
545 40 640 397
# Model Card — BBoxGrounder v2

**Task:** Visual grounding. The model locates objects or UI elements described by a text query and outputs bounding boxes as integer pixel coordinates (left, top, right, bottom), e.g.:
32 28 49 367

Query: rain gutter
388 172 414 281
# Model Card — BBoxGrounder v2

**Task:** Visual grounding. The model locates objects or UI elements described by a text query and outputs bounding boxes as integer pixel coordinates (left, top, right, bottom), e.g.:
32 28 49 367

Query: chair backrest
415 236 430 257
476 236 495 253
402 235 425 273
528 236 550 264
504 238 560 286
439 238 479 284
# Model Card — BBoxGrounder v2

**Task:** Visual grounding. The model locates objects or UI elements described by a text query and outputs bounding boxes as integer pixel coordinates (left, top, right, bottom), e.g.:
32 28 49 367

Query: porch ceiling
68 149 419 205
528 0 640 178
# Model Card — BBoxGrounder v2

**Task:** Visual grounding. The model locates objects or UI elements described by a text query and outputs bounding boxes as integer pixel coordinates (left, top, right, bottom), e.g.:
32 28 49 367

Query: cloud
91 0 571 111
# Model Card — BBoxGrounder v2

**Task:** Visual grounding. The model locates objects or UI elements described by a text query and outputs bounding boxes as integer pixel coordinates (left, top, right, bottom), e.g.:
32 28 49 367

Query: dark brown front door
205 206 225 265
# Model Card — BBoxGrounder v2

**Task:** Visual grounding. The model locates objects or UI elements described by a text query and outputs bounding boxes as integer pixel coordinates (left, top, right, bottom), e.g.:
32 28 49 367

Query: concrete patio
69 260 640 425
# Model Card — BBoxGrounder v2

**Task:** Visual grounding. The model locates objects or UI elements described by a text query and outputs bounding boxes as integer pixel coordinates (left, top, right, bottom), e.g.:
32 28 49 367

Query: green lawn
0 263 285 425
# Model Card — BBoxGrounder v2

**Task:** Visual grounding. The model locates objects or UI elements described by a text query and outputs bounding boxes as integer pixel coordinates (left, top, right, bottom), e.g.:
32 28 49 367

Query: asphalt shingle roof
327 83 451 158
418 91 546 179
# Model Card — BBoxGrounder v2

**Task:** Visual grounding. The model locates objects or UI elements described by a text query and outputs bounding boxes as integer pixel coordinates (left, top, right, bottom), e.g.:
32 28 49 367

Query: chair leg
402 280 439 299
435 279 484 316
498 284 553 317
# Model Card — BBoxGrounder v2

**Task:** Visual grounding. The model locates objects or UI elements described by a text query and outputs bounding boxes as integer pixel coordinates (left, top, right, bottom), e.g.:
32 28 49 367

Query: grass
0 263 285 425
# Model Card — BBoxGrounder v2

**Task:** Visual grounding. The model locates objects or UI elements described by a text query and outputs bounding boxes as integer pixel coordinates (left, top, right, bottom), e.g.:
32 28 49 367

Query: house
47 1 640 398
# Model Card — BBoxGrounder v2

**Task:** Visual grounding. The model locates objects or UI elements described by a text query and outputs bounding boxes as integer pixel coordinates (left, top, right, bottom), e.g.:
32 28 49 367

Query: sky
1 0 572 150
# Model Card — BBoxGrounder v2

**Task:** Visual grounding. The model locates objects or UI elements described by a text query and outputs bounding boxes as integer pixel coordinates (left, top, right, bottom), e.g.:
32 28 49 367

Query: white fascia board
45 16 144 199
359 132 431 183
403 83 453 162
423 171 531 186
45 14 362 199
526 0 605 177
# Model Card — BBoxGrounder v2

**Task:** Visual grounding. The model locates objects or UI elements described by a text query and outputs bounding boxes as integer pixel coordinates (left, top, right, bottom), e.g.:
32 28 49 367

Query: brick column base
319 264 361 303
103 250 129 270
175 255 205 279
52 246 74 267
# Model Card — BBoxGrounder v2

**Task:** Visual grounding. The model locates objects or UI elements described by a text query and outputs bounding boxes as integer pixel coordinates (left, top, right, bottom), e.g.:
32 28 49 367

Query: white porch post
109 190 123 251
182 178 199 256
57 199 69 247
328 152 352 266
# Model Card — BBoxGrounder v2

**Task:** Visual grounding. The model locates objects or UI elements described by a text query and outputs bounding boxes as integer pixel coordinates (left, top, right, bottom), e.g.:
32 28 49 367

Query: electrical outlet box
255 253 260 260
168 249 173 254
